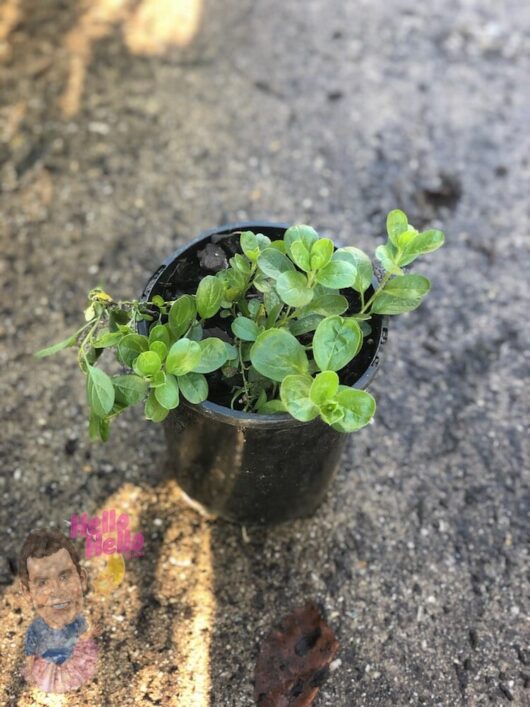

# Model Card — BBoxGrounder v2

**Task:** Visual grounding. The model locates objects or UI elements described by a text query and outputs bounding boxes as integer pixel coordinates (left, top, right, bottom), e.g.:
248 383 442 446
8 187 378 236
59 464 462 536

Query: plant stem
71 320 96 340
237 339 252 411
77 315 103 370
360 246 403 314
359 271 392 314
230 388 242 410
278 305 297 327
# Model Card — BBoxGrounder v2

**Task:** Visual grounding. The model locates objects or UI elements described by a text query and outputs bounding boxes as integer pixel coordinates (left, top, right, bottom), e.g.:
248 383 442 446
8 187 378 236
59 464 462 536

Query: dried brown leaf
254 600 340 706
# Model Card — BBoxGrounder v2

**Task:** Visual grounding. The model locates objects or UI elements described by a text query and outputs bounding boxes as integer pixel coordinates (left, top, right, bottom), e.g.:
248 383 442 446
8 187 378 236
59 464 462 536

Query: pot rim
138 221 389 429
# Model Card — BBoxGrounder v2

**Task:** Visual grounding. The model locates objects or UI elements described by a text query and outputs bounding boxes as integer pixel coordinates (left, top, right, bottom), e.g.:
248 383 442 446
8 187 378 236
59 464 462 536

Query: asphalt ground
0 0 529 704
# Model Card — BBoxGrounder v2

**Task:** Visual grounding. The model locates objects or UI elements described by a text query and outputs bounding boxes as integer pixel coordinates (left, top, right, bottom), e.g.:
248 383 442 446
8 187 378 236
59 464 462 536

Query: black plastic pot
138 223 389 525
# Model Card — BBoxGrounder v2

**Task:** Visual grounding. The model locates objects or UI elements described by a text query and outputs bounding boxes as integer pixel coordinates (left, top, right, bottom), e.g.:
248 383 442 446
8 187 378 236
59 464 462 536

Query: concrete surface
0 0 529 704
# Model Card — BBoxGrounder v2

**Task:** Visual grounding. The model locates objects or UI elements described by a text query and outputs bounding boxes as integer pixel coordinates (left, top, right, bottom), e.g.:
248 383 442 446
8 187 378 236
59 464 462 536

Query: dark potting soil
144 231 384 411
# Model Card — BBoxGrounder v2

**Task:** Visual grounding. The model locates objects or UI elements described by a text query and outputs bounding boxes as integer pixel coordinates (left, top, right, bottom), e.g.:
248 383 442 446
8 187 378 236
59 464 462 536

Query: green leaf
312 283 337 297
247 366 270 385
299 294 349 317
310 238 334 271
309 370 339 406
193 337 228 373
331 388 376 432
112 374 148 406
144 390 170 422
255 233 272 251
308 359 319 375
319 400 345 426
247 298 262 318
187 322 203 342
250 328 309 382
375 244 403 275
268 239 287 253
289 240 311 272
360 321 372 337
148 323 171 348
231 253 252 275
279 374 320 421
257 248 295 280
133 350 162 377
117 333 149 367
256 398 287 414
154 374 180 409
86 365 115 417
84 346 104 367
151 294 166 308
177 372 208 404
332 247 374 293
149 370 167 388
256 389 267 408
370 274 431 314
196 276 224 319
88 412 110 442
313 315 363 371
240 231 260 262
396 228 445 266
108 401 128 418
34 334 77 358
149 340 168 361
231 316 260 342
168 295 196 338
289 314 324 336
253 273 274 293
108 308 131 332
263 289 282 316
217 267 248 302
284 225 319 256
91 331 124 349
276 271 314 307
237 298 251 316
241 341 253 362
263 292 281 327
166 338 202 376
224 341 238 361
386 209 409 246
265 303 283 329
315 260 356 289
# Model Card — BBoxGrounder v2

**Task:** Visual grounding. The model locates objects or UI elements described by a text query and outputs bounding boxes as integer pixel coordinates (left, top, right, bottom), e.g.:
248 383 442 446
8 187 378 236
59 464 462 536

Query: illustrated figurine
18 528 99 693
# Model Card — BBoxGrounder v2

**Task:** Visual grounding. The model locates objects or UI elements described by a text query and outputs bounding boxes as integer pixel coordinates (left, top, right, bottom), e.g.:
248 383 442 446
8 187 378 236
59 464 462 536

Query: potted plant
35 210 444 524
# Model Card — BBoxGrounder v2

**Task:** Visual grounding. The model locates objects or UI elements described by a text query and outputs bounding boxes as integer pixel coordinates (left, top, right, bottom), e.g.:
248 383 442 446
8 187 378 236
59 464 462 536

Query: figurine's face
24 549 87 629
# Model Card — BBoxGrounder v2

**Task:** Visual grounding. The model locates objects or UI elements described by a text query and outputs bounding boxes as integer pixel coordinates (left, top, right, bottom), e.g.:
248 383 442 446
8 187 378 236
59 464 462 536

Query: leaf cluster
34 211 444 441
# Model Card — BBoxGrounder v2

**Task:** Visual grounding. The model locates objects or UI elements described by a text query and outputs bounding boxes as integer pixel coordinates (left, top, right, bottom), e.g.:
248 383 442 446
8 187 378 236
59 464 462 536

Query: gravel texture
0 0 529 705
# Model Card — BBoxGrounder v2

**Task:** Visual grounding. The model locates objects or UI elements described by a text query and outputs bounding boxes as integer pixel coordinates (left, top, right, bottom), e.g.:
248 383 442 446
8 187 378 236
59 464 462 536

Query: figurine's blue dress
23 614 98 692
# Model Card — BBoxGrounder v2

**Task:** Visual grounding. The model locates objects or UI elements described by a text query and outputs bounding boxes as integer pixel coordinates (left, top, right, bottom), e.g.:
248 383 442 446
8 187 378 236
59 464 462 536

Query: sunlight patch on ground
0 0 20 60
58 0 203 117
0 479 215 704
157 479 215 705
124 0 202 55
